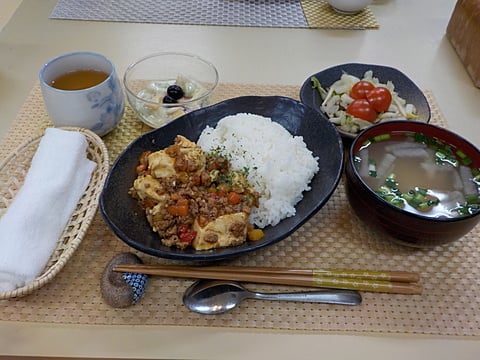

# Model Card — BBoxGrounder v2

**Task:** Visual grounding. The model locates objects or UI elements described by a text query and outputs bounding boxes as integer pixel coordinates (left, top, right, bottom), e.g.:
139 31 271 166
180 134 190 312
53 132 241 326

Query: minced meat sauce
129 135 263 250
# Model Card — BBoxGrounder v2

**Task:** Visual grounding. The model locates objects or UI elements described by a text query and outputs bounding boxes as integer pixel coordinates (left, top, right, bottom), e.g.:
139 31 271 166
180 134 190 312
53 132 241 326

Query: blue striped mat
50 0 309 28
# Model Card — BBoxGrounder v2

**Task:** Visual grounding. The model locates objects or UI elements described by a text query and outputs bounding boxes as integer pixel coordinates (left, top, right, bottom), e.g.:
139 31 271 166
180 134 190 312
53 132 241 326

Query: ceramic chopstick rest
100 252 148 308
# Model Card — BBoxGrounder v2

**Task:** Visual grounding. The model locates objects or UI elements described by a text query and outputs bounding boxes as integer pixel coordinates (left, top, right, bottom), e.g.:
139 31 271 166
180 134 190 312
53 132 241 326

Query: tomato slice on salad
365 86 392 113
350 81 375 100
346 99 378 122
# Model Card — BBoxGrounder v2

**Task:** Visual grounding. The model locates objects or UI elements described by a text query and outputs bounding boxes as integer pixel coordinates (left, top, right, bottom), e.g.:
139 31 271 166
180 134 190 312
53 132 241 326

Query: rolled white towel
0 128 96 292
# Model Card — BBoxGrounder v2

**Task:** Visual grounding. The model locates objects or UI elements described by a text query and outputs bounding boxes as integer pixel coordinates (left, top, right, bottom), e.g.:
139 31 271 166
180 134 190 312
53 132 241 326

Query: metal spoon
183 280 362 314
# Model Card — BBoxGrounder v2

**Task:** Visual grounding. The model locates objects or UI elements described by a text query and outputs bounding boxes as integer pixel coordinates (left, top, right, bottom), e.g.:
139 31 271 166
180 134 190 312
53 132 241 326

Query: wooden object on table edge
446 0 480 88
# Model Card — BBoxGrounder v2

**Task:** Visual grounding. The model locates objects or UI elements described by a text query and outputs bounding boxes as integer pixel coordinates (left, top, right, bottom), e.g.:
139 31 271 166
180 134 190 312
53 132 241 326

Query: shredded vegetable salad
311 70 418 135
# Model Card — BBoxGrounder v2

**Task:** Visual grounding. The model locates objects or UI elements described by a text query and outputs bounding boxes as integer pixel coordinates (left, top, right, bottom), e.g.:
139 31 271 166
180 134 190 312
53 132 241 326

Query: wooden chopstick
159 265 420 283
114 264 419 282
113 264 422 295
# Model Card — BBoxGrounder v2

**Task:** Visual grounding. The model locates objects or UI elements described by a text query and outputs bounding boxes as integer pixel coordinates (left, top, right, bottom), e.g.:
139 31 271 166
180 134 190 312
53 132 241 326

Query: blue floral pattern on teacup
86 74 124 136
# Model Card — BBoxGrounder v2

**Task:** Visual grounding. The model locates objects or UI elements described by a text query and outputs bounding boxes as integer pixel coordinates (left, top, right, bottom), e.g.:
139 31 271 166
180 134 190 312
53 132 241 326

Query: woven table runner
49 0 379 30
0 83 479 337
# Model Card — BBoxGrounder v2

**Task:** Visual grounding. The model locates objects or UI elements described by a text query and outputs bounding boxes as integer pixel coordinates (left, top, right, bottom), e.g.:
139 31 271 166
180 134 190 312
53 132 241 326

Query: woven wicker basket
0 127 109 299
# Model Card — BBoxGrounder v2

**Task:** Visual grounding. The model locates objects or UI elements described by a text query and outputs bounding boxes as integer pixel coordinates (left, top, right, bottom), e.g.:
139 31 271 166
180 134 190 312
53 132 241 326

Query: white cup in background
326 0 373 14
39 51 125 137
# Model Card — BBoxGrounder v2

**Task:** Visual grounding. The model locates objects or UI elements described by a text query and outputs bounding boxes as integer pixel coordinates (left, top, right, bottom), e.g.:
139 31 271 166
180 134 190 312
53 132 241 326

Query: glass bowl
123 52 219 128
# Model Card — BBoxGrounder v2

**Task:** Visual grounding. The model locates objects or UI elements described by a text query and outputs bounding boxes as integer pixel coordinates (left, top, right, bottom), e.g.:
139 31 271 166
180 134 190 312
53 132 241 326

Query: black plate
100 96 343 261
299 63 431 145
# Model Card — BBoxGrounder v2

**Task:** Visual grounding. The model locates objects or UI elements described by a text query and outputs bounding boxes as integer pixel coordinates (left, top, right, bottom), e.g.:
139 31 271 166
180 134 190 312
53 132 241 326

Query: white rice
197 113 319 228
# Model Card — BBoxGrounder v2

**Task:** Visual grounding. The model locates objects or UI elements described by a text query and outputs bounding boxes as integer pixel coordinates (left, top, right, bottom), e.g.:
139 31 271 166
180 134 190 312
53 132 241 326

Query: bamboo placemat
0 82 479 337
49 0 379 30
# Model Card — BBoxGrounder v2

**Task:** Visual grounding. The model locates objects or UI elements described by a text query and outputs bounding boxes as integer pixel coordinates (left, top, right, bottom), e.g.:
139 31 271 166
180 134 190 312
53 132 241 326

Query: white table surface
1 0 480 359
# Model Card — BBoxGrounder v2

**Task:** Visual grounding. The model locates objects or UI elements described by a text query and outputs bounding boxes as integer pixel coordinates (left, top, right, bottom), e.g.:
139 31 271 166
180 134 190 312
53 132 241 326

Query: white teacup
326 0 373 14
39 52 125 137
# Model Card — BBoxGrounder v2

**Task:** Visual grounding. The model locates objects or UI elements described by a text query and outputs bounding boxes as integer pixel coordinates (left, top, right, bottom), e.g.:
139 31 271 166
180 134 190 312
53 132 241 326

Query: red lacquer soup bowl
345 120 480 247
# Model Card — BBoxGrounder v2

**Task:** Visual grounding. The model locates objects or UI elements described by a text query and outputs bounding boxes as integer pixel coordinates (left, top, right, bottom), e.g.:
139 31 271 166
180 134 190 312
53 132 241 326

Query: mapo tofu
130 135 263 250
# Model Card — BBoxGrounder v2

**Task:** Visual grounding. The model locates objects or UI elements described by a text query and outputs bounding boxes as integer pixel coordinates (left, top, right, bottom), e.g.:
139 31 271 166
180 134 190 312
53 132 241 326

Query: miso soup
354 132 480 218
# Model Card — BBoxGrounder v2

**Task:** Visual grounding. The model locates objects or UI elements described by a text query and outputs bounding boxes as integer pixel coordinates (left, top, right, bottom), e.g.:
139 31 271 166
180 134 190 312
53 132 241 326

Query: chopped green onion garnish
417 202 431 211
372 134 391 142
390 198 406 208
384 174 398 188
456 150 468 159
454 150 473 165
462 157 473 166
414 133 426 143
416 188 428 196
465 194 480 204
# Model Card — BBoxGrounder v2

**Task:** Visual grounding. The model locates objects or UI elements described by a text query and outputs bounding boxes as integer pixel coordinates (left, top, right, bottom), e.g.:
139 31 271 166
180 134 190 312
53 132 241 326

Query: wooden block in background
446 0 480 88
